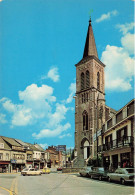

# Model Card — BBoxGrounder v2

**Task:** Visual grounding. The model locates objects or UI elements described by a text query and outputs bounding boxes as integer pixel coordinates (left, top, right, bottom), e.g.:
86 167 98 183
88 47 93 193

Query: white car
21 168 42 176
107 168 135 185
79 167 93 177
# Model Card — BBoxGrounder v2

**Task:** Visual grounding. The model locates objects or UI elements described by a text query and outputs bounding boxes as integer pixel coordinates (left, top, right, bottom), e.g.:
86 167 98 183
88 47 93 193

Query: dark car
89 167 108 181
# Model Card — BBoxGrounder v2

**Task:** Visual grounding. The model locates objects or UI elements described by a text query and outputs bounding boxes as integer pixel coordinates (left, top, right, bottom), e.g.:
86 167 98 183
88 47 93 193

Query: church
73 18 116 167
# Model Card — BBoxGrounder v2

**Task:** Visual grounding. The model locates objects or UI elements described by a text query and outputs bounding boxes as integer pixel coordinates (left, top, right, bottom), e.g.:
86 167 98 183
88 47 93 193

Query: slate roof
2 136 21 147
0 137 11 150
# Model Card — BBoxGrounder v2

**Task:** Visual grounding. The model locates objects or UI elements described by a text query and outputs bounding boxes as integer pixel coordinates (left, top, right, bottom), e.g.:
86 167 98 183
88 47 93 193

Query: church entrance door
83 140 90 159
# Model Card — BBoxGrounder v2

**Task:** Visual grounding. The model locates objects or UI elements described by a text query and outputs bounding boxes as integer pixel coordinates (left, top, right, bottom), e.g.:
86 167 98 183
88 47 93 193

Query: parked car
21 168 42 176
57 167 62 171
42 167 50 174
89 167 108 180
107 168 135 185
79 166 93 177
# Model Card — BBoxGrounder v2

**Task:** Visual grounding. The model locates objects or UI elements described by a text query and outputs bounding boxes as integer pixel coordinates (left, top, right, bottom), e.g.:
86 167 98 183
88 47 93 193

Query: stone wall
62 167 83 173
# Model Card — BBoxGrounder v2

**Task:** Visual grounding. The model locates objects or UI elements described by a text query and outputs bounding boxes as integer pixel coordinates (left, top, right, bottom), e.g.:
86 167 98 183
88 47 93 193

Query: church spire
83 18 98 58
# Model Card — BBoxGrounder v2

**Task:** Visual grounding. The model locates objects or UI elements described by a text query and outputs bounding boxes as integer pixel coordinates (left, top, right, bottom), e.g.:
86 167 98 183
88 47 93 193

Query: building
74 18 114 167
98 99 134 170
0 136 46 172
0 137 11 173
45 146 66 167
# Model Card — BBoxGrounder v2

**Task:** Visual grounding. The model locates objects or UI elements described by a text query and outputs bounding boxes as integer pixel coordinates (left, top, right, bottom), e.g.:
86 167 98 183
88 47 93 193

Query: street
0 172 134 195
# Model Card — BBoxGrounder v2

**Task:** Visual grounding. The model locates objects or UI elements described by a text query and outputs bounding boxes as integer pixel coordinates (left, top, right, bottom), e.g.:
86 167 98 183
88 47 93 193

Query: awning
0 162 9 165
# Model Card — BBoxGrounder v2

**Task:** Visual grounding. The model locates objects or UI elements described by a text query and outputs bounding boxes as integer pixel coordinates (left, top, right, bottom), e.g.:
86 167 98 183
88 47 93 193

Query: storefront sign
93 134 97 142
11 159 17 164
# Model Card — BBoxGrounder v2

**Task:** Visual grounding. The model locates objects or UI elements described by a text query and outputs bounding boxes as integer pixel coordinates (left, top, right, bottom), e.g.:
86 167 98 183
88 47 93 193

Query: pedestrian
123 161 127 168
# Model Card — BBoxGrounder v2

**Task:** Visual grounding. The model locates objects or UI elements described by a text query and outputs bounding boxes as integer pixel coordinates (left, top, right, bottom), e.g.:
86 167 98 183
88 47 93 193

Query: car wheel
121 178 125 185
23 174 25 176
99 176 102 181
108 177 111 182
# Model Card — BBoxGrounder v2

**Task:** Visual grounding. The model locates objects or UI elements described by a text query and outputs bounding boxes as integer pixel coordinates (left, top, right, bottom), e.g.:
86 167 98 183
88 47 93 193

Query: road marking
0 186 13 195
10 176 18 195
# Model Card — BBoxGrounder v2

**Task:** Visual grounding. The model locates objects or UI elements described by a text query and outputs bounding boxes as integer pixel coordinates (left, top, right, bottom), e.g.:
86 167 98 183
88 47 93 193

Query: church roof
83 18 98 58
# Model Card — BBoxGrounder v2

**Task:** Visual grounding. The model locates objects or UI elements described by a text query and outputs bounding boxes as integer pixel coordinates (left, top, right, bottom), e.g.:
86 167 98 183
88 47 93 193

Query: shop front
11 159 25 172
0 161 10 173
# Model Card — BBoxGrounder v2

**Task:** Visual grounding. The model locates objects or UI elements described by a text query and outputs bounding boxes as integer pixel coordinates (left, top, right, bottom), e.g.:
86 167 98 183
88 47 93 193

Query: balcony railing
98 136 133 152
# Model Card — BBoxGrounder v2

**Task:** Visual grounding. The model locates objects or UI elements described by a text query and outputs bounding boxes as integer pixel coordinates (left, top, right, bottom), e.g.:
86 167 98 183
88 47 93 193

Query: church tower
74 18 106 166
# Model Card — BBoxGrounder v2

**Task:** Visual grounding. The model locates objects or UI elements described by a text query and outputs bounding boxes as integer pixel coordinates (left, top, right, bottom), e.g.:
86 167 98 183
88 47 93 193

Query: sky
0 0 134 149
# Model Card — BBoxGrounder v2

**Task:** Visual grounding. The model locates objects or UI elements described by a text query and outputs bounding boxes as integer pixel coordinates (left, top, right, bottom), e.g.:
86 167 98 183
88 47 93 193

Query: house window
97 72 100 90
83 111 88 130
0 153 3 160
117 126 127 143
81 72 85 90
6 153 9 160
86 70 90 88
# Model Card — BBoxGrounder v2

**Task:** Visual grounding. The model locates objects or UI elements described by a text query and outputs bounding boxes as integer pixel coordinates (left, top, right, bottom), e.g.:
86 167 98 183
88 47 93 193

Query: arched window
82 94 83 103
86 70 90 88
97 72 100 90
81 72 85 90
83 111 88 130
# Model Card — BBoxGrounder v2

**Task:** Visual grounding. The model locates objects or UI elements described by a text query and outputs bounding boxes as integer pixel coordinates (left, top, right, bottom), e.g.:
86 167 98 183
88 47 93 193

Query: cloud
121 33 134 55
1 84 56 126
39 143 48 149
41 67 60 82
101 21 135 92
65 82 76 104
0 113 7 124
96 10 118 23
116 22 135 35
101 45 134 91
1 82 73 138
59 133 72 139
32 123 71 139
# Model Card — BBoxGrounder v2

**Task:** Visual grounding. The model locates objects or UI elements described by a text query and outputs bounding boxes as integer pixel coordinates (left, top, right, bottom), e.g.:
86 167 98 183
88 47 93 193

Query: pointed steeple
83 18 98 58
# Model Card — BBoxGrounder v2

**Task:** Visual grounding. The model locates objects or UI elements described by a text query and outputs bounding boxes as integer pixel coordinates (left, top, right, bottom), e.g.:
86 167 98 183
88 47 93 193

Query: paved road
0 172 134 195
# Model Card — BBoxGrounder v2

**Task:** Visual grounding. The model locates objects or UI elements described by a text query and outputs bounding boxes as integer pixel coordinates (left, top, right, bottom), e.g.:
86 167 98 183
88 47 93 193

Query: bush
88 155 102 167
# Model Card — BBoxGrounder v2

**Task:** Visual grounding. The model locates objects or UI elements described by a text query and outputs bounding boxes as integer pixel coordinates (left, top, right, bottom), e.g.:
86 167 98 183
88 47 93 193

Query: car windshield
86 168 92 170
98 168 104 171
126 169 134 173
23 168 29 171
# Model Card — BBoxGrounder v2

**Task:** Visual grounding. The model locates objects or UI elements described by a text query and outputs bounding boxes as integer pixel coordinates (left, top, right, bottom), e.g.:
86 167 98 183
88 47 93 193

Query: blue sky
0 0 134 149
